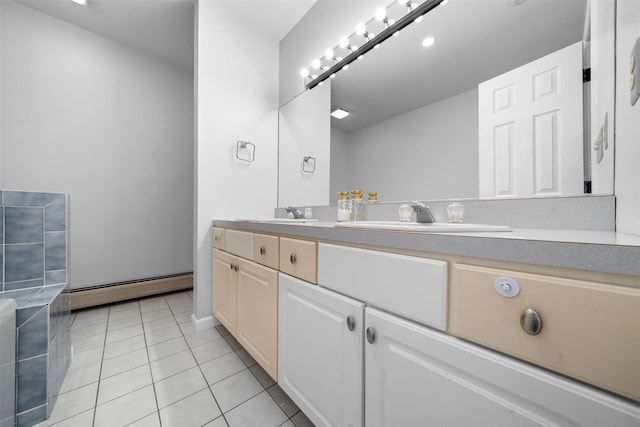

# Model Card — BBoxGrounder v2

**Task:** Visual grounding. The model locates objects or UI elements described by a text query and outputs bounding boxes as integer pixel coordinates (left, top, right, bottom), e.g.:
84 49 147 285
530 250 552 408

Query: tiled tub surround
1 191 71 427
1 190 68 292
0 299 17 427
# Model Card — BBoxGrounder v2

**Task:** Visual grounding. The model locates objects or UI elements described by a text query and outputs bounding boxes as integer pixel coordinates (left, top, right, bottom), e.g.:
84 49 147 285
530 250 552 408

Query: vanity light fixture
422 36 436 47
331 108 351 119
301 0 445 90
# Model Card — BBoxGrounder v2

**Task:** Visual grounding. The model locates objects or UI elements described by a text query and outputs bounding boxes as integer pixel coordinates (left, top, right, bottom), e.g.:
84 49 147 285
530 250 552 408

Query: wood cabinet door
278 273 364 427
365 307 640 427
236 259 279 380
212 249 237 336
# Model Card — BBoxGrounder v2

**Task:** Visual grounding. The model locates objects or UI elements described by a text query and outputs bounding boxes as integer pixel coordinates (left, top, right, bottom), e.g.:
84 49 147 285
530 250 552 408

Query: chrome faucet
410 201 436 223
285 206 305 219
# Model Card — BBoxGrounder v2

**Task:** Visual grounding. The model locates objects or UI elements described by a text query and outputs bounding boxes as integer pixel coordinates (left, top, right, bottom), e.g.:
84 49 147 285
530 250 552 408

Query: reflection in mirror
278 82 331 208
319 0 614 203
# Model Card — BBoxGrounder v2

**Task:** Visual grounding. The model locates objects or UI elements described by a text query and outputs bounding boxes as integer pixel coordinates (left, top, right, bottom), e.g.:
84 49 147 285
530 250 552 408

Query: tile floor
34 290 315 427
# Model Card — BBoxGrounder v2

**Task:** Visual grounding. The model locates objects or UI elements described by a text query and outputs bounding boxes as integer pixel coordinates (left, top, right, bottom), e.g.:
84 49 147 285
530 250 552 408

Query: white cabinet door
278 273 363 427
365 307 640 427
479 41 583 198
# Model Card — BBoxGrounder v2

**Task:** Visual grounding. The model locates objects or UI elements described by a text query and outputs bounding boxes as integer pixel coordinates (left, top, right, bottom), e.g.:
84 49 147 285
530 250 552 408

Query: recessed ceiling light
72 0 87 5
422 36 436 48
331 108 351 120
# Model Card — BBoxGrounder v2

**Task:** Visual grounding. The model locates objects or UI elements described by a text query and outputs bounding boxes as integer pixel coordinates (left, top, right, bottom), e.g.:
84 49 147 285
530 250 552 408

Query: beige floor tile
154 367 208 409
100 348 149 379
97 364 152 405
93 385 156 427
159 389 221 427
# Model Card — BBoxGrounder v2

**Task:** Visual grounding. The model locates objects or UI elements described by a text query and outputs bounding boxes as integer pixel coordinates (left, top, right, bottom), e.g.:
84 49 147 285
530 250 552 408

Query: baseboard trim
70 273 193 310
191 313 216 332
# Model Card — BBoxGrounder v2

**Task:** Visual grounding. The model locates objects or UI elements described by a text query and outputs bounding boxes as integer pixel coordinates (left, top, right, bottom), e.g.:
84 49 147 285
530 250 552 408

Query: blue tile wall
17 354 47 413
1 190 67 293
1 190 70 425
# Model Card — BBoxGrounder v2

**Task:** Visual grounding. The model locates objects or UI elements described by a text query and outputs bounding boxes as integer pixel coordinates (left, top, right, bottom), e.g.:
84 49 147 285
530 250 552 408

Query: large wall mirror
278 0 614 207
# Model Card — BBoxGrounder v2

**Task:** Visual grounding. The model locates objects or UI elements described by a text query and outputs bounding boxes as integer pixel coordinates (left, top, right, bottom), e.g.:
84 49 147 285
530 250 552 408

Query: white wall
0 0 194 288
615 0 640 236
278 83 331 207
330 125 349 198
338 89 478 202
195 0 279 324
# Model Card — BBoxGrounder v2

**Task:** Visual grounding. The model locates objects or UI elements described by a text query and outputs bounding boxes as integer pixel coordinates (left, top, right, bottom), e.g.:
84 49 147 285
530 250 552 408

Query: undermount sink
243 218 319 224
334 221 512 233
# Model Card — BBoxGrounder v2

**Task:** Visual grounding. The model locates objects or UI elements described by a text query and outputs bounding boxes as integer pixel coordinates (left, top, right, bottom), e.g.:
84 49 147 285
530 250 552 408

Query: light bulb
351 44 358 51
325 49 334 60
356 23 366 35
414 16 423 23
422 36 436 47
339 37 349 49
343 64 349 70
312 59 321 69
374 44 380 49
300 68 309 78
393 31 400 37
330 74 336 79
311 74 318 79
375 7 386 21
368 33 375 40
441 0 448 4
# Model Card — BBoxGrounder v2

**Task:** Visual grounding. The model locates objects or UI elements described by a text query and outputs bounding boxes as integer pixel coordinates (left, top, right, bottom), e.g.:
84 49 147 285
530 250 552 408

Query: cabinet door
278 273 363 427
212 249 237 336
236 259 279 380
365 307 640 427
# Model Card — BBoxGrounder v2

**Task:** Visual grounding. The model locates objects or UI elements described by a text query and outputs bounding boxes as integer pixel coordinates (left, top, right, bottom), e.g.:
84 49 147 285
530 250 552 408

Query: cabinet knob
366 327 376 344
229 262 234 270
520 308 543 335
259 246 266 256
235 264 239 272
290 253 297 265
346 316 356 332
214 235 219 241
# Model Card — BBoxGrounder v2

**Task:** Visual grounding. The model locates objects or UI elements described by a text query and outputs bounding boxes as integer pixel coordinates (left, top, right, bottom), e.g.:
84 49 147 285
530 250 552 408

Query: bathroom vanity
211 219 640 426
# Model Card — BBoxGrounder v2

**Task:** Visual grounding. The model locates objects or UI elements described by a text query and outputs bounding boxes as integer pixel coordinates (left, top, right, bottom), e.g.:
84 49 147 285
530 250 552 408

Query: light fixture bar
305 0 444 90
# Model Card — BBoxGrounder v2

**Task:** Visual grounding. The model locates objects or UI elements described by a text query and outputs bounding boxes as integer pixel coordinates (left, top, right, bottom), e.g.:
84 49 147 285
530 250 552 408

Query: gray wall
0 0 194 289
334 88 479 202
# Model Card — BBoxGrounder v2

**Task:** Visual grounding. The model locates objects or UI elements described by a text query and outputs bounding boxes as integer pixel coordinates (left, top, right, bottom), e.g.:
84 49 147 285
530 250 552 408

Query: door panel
365 307 640 427
212 249 236 336
278 273 363 427
479 41 583 198
236 259 278 380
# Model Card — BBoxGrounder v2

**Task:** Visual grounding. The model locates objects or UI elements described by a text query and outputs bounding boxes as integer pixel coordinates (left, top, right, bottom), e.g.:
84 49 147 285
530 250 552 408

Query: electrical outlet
631 37 640 106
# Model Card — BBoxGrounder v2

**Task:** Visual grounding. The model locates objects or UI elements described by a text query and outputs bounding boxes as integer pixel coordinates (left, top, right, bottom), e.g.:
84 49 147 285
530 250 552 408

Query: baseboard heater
70 272 193 310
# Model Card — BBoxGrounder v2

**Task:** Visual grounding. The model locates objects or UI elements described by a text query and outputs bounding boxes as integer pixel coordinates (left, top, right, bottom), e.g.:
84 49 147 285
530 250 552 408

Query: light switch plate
631 37 640 106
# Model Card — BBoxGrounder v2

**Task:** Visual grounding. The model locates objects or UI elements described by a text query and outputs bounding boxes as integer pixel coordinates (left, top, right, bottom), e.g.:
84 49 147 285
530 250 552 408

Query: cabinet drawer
279 238 317 283
318 243 448 331
253 234 279 270
225 230 254 260
450 263 640 401
212 227 225 250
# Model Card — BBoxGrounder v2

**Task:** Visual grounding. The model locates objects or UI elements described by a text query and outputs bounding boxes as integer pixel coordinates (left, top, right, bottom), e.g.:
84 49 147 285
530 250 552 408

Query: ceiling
15 0 316 70
330 0 588 133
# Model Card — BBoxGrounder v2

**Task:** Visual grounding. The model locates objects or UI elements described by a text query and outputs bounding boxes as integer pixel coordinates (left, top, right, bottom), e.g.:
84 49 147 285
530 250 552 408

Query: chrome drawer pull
520 308 543 335
366 327 376 344
346 316 356 332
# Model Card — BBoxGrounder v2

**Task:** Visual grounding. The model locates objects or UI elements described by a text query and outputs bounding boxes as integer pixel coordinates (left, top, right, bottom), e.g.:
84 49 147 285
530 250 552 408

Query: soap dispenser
351 189 366 221
337 192 351 222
